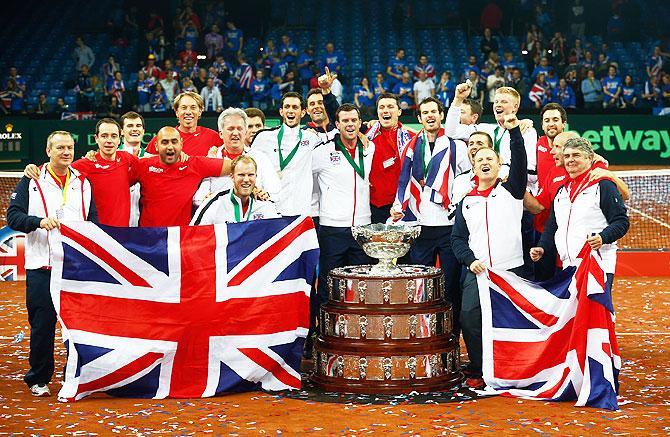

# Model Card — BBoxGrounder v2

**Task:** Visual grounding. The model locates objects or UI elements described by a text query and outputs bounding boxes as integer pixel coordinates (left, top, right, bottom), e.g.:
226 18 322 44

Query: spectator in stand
479 27 499 61
76 64 95 112
101 55 121 90
200 78 223 112
531 57 551 81
581 68 603 109
501 51 517 81
4 66 26 93
104 95 123 120
142 54 162 81
599 43 618 69
212 54 232 79
393 71 414 109
595 53 610 79
109 71 126 107
554 78 576 108
147 10 164 36
271 53 289 83
620 75 637 108
606 11 625 41
193 68 208 91
486 66 506 111
35 93 50 114
641 75 660 107
73 36 95 71
179 6 201 31
413 70 435 106
570 0 586 38
150 82 168 112
154 34 172 62
661 73 670 106
466 70 484 105
234 54 253 107
484 51 501 73
550 32 567 69
160 70 180 106
580 50 595 75
372 72 388 99
136 70 152 112
534 4 551 31
181 76 198 93
354 76 375 119
178 40 198 65
436 71 455 108
413 54 435 80
205 24 224 60
602 65 622 109
180 20 199 50
463 55 481 77
387 48 407 88
321 42 345 77
297 46 316 84
283 70 303 96
529 72 549 108
0 79 24 114
250 69 270 111
54 97 68 115
203 2 225 30
545 69 558 94
570 38 584 64
262 39 277 71
280 34 298 65
224 21 244 61
647 46 668 81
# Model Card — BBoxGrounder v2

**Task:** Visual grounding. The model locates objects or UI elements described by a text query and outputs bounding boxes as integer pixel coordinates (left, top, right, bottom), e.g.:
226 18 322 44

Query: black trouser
409 225 462 337
24 269 57 387
533 231 557 281
306 217 320 356
521 210 536 279
460 265 527 378
370 203 392 224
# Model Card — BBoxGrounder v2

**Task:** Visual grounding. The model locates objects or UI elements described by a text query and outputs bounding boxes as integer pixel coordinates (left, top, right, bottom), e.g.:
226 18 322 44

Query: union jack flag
478 242 620 410
50 216 319 401
395 129 457 222
0 226 25 281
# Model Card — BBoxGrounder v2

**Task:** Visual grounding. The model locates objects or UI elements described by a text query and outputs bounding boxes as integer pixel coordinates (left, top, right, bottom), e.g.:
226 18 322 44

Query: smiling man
145 91 223 156
249 92 323 216
132 126 231 227
194 108 279 206
391 97 470 337
366 92 416 223
451 114 528 389
7 130 98 397
191 155 279 224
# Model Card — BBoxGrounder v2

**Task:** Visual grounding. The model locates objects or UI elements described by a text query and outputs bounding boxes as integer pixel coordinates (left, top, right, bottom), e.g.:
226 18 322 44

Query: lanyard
47 164 71 205
277 125 303 171
419 130 433 179
230 191 253 222
335 137 365 179
493 126 505 153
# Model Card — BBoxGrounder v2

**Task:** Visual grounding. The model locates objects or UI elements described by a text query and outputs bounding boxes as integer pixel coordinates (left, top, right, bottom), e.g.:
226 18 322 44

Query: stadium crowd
2 0 670 115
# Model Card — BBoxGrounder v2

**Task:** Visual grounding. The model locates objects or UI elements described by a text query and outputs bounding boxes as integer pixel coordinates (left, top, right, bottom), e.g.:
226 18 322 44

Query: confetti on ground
0 277 668 434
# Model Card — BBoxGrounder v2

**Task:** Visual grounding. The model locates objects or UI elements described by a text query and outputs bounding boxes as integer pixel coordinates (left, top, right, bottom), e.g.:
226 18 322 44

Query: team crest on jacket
301 140 310 147
252 213 264 220
329 152 341 164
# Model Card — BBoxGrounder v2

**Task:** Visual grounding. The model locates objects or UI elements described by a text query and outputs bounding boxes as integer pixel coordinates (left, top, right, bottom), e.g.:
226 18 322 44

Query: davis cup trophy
311 224 462 394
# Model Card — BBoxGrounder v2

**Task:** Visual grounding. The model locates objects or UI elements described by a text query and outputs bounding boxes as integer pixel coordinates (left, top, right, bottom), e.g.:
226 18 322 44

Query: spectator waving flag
529 82 546 105
477 242 620 410
50 217 318 401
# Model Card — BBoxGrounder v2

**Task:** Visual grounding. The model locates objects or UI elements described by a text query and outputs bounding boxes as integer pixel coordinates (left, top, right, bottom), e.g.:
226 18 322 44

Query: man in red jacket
366 92 416 223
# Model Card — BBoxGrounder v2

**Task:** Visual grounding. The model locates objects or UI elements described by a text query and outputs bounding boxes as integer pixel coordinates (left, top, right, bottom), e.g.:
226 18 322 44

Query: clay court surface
0 277 668 436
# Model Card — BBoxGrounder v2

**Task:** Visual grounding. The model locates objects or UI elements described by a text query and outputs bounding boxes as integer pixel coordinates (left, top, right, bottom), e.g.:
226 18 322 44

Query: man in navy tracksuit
451 114 527 389
7 131 98 397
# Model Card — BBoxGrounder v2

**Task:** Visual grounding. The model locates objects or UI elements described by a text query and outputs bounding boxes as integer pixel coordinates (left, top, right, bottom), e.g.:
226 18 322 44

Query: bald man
131 127 231 226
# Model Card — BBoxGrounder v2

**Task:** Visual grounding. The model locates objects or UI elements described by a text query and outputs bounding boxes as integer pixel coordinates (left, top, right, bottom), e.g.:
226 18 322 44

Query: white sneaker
30 384 50 397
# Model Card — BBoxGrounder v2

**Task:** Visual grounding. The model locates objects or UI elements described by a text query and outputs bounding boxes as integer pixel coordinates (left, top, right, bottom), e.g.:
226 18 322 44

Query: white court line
628 206 670 230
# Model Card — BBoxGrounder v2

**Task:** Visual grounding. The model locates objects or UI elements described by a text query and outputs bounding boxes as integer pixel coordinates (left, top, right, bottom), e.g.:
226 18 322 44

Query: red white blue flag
478 242 620 410
0 226 25 281
50 216 318 401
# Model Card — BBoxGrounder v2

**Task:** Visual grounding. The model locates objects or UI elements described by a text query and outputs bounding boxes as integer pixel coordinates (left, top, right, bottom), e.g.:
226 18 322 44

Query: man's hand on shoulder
24 164 41 180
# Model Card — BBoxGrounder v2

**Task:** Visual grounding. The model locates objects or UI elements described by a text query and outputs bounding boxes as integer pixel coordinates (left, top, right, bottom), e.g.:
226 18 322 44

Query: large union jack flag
50 216 319 401
477 242 621 410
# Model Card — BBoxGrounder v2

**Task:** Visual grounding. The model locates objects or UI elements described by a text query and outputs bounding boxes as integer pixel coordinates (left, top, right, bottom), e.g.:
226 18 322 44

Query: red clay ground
0 277 668 435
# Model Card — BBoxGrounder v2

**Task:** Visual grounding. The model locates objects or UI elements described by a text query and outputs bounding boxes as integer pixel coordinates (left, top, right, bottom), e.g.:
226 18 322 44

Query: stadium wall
0 115 669 170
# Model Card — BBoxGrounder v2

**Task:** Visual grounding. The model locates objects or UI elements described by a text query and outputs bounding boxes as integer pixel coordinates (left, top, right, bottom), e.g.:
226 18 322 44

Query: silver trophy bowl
352 223 421 275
